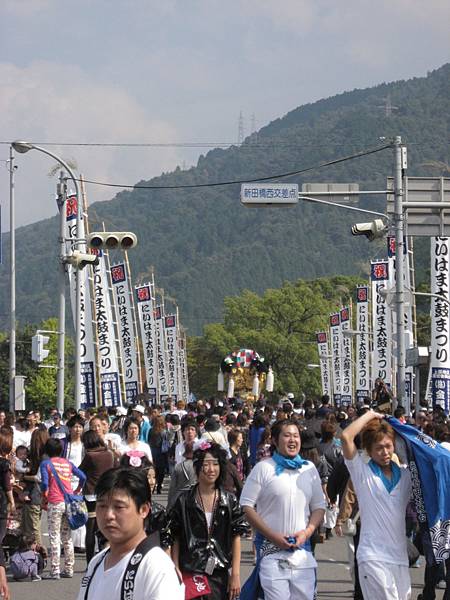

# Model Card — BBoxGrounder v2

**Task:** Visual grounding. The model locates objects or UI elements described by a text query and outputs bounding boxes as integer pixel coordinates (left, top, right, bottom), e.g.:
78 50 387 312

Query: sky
0 0 449 230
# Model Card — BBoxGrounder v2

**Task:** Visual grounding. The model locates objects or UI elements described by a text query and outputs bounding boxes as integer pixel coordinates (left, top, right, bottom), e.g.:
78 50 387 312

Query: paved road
6 489 443 600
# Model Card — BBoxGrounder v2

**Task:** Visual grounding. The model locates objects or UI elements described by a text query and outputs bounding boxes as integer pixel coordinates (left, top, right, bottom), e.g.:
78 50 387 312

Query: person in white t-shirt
240 419 326 600
341 410 412 600
174 420 198 465
77 467 183 600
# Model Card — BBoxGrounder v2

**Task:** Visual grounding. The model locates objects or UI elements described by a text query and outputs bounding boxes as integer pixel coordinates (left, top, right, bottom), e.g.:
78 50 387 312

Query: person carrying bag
40 438 86 580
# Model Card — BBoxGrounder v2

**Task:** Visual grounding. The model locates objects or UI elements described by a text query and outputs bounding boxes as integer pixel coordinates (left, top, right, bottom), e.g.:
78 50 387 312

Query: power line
74 143 391 191
0 139 405 150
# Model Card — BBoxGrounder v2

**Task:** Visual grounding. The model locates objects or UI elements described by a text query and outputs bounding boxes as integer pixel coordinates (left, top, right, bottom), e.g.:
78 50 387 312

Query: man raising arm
341 410 412 600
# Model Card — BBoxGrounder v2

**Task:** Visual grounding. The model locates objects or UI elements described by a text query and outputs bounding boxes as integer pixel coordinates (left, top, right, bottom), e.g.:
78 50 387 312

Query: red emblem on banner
330 314 340 327
66 196 78 220
340 307 349 321
136 286 150 302
357 287 368 302
165 315 176 328
372 263 388 280
317 332 327 343
111 265 126 283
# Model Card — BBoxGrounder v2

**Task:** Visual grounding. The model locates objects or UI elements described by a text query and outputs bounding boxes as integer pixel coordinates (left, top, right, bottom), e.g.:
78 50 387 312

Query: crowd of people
0 391 447 599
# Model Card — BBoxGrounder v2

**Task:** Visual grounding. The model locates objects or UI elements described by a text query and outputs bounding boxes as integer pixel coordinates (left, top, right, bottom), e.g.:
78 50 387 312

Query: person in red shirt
40 438 86 579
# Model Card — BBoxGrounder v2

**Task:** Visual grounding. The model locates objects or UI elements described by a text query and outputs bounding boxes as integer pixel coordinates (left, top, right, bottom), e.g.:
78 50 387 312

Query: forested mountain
1 64 449 335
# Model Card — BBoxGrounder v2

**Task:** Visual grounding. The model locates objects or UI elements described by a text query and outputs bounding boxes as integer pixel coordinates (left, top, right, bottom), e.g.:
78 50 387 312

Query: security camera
351 219 387 241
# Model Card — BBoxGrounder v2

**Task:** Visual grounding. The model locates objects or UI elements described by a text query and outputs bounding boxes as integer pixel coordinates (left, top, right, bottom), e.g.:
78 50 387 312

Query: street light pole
393 136 406 410
9 145 16 412
56 172 66 412
12 141 82 411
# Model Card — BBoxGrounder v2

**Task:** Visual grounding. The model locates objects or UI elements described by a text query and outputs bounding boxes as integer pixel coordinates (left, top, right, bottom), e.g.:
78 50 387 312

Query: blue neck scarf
368 459 401 493
272 451 307 475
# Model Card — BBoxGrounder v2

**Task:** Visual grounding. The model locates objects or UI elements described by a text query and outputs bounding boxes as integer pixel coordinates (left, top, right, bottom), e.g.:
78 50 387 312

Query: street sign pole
56 172 66 413
393 136 406 410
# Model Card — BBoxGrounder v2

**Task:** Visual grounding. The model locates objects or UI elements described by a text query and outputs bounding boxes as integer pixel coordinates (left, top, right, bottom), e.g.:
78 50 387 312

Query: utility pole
56 172 66 412
9 145 15 412
393 135 406 410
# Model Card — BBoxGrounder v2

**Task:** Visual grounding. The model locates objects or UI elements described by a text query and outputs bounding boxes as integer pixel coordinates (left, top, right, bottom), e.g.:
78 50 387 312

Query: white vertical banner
63 194 97 408
136 284 158 403
155 306 170 400
164 314 179 401
111 263 140 404
316 332 331 397
330 312 342 407
371 260 392 388
178 333 190 401
430 237 450 414
355 286 371 403
340 306 353 407
92 251 122 407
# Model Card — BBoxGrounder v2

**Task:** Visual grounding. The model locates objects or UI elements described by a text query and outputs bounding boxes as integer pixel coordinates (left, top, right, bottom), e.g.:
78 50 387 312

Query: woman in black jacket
166 441 248 600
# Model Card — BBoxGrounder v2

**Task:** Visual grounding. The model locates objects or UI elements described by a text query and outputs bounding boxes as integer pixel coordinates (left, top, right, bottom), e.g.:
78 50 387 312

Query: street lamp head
12 141 34 154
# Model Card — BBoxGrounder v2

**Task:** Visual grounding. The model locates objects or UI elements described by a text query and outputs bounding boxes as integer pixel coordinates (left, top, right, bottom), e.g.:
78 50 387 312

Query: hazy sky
1 0 449 230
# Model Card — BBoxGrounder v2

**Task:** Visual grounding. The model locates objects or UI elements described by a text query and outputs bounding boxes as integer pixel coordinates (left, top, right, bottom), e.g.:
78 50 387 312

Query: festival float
217 348 274 400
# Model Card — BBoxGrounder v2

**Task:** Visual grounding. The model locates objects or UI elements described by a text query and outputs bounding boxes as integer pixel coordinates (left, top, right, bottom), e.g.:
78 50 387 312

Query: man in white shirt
341 410 412 600
240 419 326 600
174 419 198 464
77 467 183 600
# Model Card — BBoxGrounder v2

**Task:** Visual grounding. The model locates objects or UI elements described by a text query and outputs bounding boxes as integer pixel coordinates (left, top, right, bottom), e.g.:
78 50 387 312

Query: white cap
287 393 295 399
116 406 128 416
132 404 145 414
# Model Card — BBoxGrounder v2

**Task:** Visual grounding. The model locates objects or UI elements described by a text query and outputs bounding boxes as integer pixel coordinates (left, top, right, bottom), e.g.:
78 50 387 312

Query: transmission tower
238 111 245 144
377 94 399 117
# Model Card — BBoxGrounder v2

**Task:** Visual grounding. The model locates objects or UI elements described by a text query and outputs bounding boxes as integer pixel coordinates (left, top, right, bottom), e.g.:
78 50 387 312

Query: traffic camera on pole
31 333 50 363
87 232 138 250
65 251 100 269
351 219 387 241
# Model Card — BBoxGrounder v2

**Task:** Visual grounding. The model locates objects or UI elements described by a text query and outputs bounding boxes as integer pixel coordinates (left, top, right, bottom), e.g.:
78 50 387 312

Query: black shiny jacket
164 485 248 573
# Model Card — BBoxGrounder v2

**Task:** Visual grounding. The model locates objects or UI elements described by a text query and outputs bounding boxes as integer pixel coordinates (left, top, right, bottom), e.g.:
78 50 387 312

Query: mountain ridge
2 63 449 334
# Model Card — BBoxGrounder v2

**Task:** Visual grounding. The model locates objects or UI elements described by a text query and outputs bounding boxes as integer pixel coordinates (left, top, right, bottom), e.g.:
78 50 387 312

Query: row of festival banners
316 236 415 410
62 192 189 408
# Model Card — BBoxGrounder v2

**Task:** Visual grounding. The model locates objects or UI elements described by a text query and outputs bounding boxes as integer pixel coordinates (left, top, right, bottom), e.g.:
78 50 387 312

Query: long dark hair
29 428 49 474
193 442 228 488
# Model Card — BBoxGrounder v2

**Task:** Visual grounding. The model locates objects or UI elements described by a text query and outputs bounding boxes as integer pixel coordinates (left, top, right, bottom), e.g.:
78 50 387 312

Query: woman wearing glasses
166 441 248 600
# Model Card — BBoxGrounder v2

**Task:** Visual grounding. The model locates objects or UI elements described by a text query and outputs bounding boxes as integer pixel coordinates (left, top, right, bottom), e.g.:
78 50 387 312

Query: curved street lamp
12 140 83 410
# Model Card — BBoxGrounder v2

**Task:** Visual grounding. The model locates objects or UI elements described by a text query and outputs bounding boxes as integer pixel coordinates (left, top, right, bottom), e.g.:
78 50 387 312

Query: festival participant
21 428 49 543
40 438 86 579
77 468 183 600
79 430 116 564
149 415 170 494
132 405 151 443
341 410 412 600
174 419 199 465
228 429 249 481
0 430 14 549
167 442 196 511
248 413 266 467
167 441 247 600
48 412 70 453
65 415 86 553
240 419 326 600
121 417 153 461
89 415 122 458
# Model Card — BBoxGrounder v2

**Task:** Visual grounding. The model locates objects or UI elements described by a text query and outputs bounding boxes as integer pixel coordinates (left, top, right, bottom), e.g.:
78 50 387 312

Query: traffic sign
240 183 298 207
387 176 450 236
